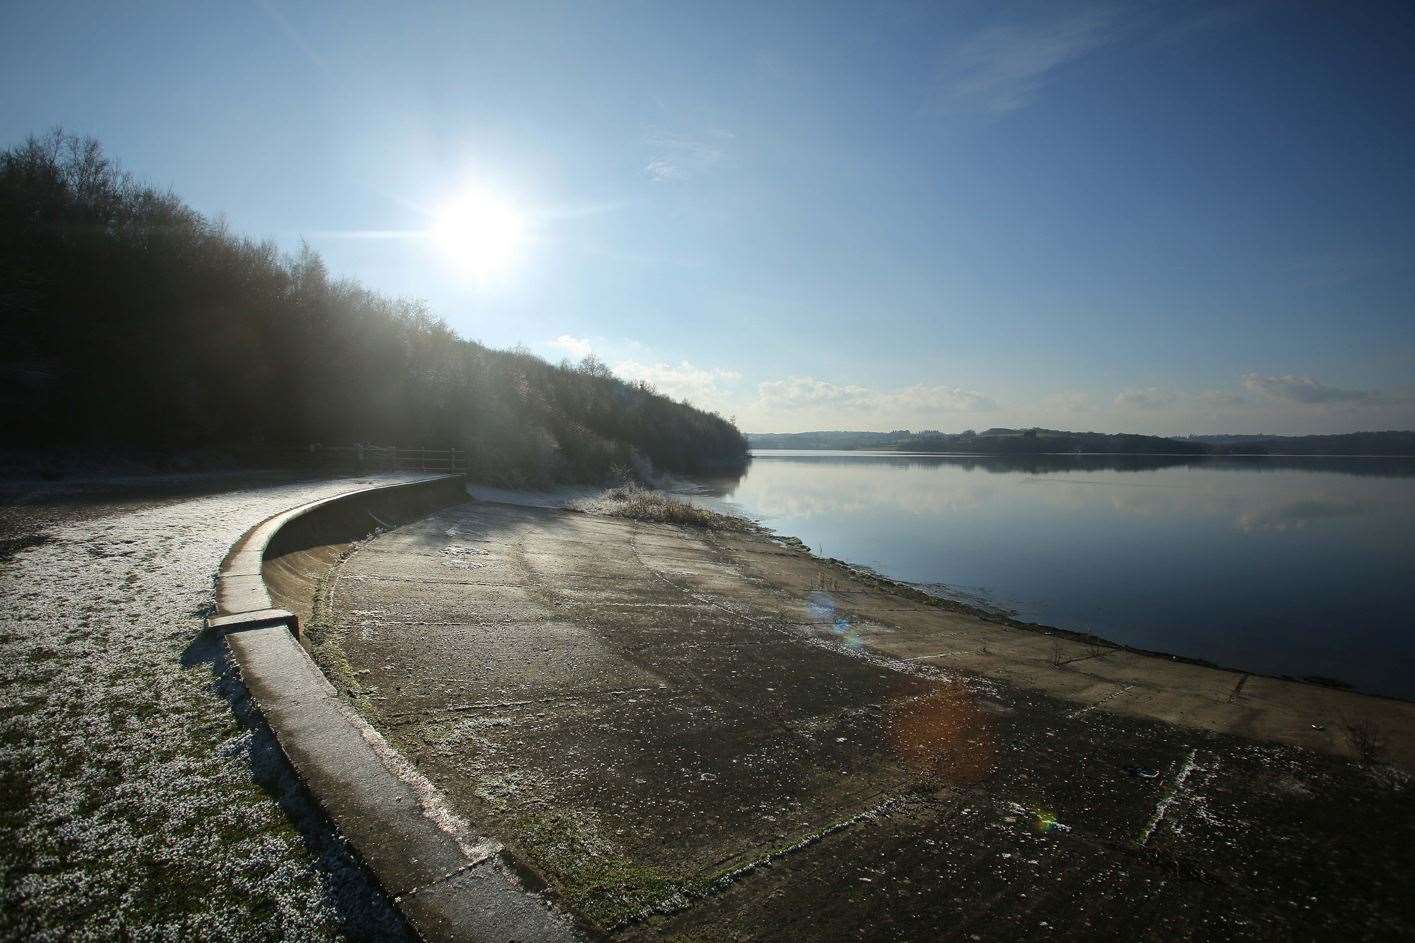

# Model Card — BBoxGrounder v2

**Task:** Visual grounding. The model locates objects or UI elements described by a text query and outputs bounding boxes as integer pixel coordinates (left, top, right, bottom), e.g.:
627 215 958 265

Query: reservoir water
698 450 1415 700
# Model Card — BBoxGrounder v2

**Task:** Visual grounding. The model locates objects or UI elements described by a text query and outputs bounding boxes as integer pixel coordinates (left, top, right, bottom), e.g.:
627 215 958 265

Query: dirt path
0 475 421 941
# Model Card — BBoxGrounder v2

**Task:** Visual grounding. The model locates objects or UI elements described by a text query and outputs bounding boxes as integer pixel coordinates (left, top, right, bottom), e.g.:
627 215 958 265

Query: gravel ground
0 475 418 942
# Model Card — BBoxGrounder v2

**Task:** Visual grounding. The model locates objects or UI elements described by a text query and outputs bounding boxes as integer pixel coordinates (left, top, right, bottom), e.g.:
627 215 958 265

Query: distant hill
747 428 1415 456
744 431 912 450
1184 431 1415 455
747 428 1201 454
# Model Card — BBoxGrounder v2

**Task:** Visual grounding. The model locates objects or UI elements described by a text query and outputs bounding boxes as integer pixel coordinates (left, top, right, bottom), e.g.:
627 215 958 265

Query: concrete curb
209 475 581 943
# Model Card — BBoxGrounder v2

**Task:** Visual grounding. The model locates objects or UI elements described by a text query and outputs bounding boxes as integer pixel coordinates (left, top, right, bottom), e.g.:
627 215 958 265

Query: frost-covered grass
0 476 417 941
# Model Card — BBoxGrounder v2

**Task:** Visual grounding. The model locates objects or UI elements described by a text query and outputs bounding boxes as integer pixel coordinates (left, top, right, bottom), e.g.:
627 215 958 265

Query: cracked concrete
299 498 1415 940
229 476 580 943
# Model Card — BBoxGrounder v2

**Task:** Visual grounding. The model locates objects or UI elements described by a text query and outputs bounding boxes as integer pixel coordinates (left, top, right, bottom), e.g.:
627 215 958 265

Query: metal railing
291 445 469 474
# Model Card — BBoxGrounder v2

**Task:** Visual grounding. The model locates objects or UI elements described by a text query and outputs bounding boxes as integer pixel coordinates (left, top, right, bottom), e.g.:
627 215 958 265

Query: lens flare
806 591 864 648
886 686 993 785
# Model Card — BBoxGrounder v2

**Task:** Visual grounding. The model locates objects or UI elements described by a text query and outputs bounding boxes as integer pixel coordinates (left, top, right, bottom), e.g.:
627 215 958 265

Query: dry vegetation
584 486 753 532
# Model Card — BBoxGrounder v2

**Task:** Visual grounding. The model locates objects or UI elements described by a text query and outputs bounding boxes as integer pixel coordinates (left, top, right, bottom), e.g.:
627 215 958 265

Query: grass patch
586 486 752 532
506 807 687 931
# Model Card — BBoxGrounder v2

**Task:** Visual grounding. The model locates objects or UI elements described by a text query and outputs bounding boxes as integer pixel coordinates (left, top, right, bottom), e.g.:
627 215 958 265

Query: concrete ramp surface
302 498 1415 940
217 477 581 942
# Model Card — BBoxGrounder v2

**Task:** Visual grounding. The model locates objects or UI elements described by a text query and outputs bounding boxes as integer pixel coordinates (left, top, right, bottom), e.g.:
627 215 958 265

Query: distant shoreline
750 448 1415 458
746 428 1415 457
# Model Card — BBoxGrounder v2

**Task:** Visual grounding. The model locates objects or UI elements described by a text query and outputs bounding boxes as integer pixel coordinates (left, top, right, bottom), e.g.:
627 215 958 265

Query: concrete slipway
215 476 1415 942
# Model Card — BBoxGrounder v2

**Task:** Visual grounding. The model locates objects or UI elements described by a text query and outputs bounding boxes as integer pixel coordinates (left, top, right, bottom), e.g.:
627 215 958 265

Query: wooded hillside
0 132 747 484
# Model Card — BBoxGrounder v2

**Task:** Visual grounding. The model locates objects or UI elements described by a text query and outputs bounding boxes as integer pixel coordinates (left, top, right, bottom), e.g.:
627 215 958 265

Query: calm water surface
698 451 1415 699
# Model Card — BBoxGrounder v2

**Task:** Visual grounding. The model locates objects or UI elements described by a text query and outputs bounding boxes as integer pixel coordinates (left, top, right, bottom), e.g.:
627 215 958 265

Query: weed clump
586 486 752 532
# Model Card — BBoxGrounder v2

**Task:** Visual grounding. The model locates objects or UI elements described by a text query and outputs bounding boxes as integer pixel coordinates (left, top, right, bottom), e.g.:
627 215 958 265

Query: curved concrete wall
213 474 468 626
209 476 580 943
261 474 468 630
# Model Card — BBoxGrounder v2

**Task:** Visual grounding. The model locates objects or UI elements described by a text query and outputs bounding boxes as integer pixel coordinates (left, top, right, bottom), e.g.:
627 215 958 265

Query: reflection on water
735 451 1415 477
697 451 1415 700
1236 495 1368 532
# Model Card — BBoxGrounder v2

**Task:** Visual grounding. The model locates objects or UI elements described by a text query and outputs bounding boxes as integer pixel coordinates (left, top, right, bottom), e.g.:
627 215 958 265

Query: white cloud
546 334 594 360
757 376 997 414
613 359 741 407
756 377 872 410
934 10 1120 114
1113 387 1178 409
1242 373 1382 405
644 130 733 182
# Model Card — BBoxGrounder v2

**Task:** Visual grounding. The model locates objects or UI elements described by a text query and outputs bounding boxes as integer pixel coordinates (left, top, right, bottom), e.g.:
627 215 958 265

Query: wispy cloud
307 198 620 245
1040 391 1093 413
1150 2 1264 48
253 0 329 75
758 377 996 414
539 337 740 409
932 8 1122 115
1113 387 1178 409
1242 374 1384 406
644 130 733 182
1195 389 1248 407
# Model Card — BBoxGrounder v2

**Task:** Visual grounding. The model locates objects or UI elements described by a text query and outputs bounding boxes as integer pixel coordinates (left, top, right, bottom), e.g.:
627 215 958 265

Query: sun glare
430 188 525 280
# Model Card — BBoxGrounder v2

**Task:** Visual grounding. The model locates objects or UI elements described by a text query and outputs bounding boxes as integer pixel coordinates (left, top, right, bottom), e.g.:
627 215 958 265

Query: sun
430 188 525 280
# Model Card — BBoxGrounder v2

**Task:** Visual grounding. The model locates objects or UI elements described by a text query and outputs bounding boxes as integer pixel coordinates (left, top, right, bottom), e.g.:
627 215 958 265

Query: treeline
0 132 747 485
747 428 1204 454
896 428 1206 454
1189 431 1415 455
756 452 1415 477
745 431 910 450
747 427 1415 456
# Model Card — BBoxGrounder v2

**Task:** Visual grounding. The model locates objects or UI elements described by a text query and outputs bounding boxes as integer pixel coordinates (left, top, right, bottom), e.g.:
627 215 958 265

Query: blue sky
4 1 1413 434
